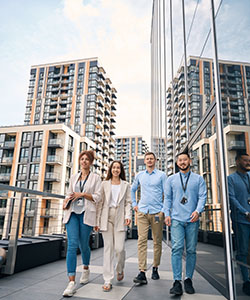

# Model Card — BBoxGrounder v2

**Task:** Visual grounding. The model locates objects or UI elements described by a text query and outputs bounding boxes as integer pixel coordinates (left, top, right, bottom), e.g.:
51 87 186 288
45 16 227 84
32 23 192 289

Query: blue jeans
66 212 93 277
233 222 250 282
171 219 199 281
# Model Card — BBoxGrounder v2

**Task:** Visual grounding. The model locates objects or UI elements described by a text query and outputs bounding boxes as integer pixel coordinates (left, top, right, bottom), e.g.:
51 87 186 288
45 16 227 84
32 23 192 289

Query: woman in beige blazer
96 161 132 292
62 150 101 297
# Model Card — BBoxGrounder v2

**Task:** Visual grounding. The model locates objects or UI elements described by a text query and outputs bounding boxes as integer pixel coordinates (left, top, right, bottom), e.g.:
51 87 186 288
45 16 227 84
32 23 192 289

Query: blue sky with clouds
0 0 249 145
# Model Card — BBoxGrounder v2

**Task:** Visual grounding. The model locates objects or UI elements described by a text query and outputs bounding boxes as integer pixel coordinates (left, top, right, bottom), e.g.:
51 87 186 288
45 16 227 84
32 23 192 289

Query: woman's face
80 154 91 169
111 162 121 178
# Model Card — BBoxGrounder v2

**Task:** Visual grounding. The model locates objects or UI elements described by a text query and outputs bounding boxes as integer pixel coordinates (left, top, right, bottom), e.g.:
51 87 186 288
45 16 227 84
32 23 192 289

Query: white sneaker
80 268 90 284
62 281 76 297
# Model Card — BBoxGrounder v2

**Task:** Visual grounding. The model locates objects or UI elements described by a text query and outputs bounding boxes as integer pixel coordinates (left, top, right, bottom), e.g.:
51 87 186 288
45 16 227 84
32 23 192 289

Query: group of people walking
61 149 208 297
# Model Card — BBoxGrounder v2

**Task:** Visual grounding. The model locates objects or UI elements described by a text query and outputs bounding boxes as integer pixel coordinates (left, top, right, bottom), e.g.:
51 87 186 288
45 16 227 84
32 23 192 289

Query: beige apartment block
0 123 96 238
24 58 117 178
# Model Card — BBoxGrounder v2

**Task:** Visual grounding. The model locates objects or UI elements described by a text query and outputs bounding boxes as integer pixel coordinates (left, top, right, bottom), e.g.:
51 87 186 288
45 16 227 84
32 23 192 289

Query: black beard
178 165 190 171
240 166 250 172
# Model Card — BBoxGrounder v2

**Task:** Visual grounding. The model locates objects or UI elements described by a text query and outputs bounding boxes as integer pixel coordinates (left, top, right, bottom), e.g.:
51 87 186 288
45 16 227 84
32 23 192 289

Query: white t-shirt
110 184 121 208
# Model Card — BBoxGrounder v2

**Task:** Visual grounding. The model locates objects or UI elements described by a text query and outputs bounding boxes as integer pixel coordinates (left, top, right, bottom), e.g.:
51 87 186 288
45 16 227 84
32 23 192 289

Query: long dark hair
106 160 126 181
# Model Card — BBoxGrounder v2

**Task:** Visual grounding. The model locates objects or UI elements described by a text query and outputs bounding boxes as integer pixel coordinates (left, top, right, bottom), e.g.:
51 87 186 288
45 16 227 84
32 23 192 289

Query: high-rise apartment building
24 58 117 177
0 123 95 238
166 56 250 175
115 136 148 183
0 57 118 238
166 56 250 231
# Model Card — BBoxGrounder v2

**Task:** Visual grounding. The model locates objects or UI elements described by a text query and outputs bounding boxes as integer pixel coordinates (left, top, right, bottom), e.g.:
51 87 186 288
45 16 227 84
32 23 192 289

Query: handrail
0 183 65 199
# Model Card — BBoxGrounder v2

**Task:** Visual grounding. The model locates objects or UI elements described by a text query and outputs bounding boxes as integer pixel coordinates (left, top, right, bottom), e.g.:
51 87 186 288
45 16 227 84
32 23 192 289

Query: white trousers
102 207 126 284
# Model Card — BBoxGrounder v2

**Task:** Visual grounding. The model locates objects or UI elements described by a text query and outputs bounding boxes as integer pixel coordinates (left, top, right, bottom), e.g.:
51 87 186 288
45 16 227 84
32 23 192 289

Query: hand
94 226 100 232
190 211 199 223
133 206 138 212
165 216 171 226
69 192 82 202
125 219 131 226
246 212 250 222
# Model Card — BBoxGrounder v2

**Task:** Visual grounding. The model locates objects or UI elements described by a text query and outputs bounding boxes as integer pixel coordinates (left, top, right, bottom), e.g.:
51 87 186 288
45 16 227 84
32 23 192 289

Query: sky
0 0 250 147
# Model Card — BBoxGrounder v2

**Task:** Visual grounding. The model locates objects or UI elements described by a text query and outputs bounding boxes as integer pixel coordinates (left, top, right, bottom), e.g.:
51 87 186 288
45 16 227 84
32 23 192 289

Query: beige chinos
137 211 164 271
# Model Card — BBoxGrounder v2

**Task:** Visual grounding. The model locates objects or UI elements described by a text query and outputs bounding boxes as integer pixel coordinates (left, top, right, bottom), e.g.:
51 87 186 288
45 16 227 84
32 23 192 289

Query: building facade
0 123 95 238
24 58 117 178
166 56 250 175
115 136 148 183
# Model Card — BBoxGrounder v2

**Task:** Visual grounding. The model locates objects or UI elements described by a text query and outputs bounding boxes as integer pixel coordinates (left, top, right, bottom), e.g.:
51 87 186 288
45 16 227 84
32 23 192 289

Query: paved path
0 240 226 300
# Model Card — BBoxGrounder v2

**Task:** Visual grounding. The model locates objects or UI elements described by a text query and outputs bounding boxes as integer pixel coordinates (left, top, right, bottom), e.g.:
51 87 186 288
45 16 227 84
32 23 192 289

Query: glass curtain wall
151 0 250 299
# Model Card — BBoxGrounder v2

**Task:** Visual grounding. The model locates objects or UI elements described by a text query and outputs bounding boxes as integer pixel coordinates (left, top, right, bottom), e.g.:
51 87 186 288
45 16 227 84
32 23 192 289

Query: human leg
185 221 199 280
171 219 185 281
102 208 115 285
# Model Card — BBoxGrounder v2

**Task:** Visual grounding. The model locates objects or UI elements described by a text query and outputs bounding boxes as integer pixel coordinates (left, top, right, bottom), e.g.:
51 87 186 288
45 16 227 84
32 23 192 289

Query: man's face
144 154 156 168
237 155 250 172
177 154 191 171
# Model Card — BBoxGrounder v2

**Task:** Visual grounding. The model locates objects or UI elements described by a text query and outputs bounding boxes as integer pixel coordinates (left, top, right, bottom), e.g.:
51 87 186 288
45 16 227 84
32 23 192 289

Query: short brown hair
144 152 156 159
106 161 126 181
78 150 95 165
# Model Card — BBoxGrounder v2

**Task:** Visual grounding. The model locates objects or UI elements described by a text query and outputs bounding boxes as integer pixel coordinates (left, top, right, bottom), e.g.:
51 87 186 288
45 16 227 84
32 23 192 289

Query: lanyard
179 171 191 193
79 172 90 193
236 172 250 194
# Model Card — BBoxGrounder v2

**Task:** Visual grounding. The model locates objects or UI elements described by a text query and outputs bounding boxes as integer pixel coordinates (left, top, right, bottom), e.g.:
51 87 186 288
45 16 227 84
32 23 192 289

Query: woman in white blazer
62 150 101 297
96 161 132 292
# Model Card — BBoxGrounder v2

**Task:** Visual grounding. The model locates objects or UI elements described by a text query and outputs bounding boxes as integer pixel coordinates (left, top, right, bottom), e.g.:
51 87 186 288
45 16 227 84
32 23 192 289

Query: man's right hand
133 206 138 212
165 216 171 226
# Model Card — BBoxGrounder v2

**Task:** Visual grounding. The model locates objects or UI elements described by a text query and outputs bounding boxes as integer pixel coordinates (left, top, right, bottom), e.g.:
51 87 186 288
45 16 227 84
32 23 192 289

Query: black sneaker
243 281 250 296
170 280 183 295
151 267 160 280
184 278 195 294
133 271 148 284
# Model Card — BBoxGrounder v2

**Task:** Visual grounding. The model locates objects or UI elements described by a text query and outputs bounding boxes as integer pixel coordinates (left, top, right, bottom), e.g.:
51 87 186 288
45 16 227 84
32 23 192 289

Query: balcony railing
227 140 245 150
47 155 62 164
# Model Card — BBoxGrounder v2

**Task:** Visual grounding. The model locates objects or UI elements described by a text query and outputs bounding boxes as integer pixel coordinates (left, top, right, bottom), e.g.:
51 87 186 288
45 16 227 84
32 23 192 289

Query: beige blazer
97 179 132 232
63 172 102 227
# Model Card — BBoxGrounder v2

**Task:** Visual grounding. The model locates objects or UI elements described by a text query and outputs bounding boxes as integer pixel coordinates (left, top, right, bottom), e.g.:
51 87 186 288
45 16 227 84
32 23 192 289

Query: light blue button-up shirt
228 171 250 225
163 171 207 222
131 168 167 214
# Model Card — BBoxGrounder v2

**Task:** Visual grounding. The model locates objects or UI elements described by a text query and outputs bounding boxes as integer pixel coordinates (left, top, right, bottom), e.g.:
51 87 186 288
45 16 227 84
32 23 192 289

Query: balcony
44 172 60 181
47 155 63 164
0 207 6 215
48 139 64 148
227 140 245 151
3 141 15 148
30 174 39 181
0 174 11 181
0 157 13 164
17 174 27 180
25 209 35 217
40 208 57 218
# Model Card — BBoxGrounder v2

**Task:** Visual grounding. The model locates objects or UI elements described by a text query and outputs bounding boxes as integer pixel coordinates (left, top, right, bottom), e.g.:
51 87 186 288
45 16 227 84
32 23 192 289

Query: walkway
0 240 226 300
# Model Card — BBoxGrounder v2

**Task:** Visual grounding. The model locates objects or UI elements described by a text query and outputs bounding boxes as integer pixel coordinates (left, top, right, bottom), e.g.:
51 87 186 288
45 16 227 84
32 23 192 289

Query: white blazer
97 179 132 232
63 172 102 227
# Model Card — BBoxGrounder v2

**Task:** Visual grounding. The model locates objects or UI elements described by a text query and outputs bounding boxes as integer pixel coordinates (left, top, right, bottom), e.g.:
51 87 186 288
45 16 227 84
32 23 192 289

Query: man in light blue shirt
164 152 206 295
228 152 250 296
131 152 167 285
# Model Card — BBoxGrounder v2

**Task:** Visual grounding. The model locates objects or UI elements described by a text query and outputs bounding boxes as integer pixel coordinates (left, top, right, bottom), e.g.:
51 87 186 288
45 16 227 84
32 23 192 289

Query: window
28 181 38 190
22 132 31 143
19 148 29 162
34 131 43 143
18 164 27 175
31 147 41 161
30 164 39 176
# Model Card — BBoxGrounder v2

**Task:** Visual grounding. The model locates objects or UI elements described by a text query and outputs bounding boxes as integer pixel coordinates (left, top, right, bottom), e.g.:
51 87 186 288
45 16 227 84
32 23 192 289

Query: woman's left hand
125 219 131 226
69 192 83 202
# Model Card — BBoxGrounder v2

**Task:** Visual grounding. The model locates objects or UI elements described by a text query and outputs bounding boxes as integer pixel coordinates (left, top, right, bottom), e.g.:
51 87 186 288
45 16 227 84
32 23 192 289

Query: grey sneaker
80 268 90 284
63 281 76 297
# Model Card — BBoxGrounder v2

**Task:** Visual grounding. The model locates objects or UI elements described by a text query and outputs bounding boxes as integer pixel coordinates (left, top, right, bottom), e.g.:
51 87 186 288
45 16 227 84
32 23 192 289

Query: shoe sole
170 290 183 295
63 290 76 297
133 279 148 284
151 276 160 280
